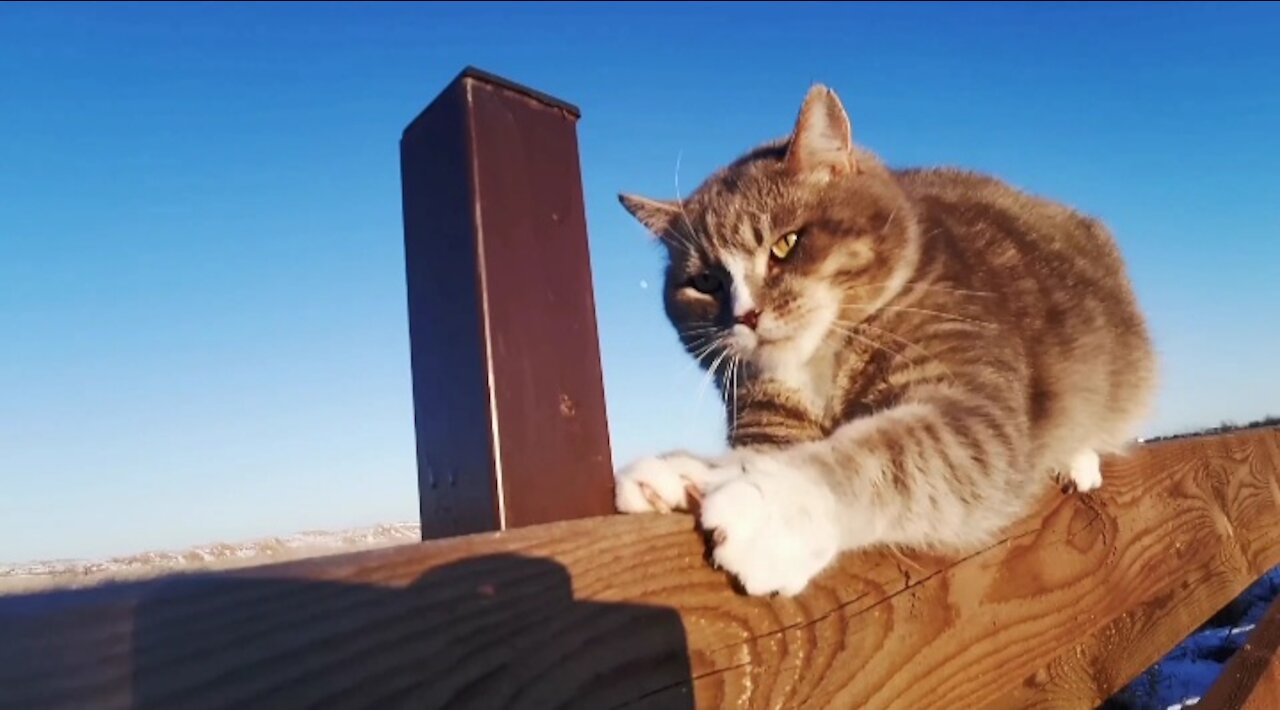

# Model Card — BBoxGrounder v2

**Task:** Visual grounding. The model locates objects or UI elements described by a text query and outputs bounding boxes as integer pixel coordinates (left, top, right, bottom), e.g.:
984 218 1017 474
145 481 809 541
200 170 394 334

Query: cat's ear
785 84 857 177
618 193 682 238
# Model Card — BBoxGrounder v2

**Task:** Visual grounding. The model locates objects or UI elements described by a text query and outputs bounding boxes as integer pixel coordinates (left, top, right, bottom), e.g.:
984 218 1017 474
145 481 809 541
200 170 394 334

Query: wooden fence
1 68 1277 710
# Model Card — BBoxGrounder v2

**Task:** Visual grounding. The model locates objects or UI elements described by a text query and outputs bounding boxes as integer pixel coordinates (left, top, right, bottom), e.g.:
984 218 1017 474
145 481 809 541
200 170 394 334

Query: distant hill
1142 414 1279 444
0 522 422 596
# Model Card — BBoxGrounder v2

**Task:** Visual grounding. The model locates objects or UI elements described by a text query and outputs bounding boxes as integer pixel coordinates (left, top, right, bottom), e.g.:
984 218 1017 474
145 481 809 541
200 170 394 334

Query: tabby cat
614 84 1157 596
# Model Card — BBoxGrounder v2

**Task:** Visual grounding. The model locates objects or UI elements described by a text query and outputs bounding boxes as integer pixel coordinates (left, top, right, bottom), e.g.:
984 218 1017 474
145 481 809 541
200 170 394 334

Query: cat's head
620 85 920 376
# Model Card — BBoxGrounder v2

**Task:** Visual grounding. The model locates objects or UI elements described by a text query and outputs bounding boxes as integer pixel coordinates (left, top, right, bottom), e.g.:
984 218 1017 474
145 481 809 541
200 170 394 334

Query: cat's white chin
730 323 761 349
749 316 836 371
750 337 795 365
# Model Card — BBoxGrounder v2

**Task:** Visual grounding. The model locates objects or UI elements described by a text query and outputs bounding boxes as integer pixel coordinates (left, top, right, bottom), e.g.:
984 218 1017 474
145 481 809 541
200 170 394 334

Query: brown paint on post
400 67 615 539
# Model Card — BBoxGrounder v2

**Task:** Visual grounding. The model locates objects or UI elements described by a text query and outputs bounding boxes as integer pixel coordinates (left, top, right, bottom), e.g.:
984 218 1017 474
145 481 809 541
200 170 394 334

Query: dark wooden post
400 67 615 540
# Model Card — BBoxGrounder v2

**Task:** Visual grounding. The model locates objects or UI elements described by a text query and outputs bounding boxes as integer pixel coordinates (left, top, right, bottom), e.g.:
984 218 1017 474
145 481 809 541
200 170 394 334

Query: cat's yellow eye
770 232 799 260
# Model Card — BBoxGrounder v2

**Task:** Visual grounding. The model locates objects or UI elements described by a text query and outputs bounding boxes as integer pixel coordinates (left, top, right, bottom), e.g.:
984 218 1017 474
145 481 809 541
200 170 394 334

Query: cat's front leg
698 448 841 596
617 447 841 596
614 451 744 514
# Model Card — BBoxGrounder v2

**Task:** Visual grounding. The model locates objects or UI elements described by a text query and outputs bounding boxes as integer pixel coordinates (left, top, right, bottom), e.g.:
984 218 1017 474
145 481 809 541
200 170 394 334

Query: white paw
698 454 839 596
1066 449 1103 493
614 452 740 514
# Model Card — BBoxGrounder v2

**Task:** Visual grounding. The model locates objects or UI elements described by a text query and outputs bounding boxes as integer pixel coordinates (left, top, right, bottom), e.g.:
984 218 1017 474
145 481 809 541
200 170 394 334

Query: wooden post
399 67 615 540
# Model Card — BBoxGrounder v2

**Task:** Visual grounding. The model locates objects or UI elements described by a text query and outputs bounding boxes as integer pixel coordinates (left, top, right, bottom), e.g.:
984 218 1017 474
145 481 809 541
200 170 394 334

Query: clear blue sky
2 2 1277 563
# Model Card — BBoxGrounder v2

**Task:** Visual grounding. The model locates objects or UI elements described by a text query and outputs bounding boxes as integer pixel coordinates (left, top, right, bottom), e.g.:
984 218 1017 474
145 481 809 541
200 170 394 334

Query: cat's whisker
679 325 722 338
842 302 998 329
911 285 993 298
681 332 719 347
833 319 958 383
882 208 897 232
670 228 701 258
681 330 716 346
845 281 995 298
687 350 720 410
691 337 725 370
691 334 725 357
683 337 726 376
696 345 733 411
876 305 998 329
829 323 919 372
674 336 725 384
719 357 735 408
722 355 738 417
671 151 731 262
691 347 721 376
720 353 736 432
730 354 742 434
683 338 717 361
672 150 711 256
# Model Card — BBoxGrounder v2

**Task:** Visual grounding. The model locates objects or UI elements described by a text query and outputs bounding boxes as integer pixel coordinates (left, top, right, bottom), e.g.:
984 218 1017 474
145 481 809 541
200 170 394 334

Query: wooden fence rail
1202 593 1280 710
2 68 1277 710
2 427 1277 709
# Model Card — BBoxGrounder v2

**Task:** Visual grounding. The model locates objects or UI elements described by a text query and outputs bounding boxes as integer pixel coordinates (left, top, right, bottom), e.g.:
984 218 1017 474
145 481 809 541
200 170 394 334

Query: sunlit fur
616 85 1157 594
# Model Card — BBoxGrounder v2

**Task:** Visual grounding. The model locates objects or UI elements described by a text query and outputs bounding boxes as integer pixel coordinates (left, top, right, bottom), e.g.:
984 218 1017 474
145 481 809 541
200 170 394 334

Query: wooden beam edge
0 427 1276 710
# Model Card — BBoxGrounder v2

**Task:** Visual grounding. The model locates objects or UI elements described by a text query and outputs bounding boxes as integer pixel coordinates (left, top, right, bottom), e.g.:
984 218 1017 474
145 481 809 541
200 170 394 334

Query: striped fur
614 85 1157 596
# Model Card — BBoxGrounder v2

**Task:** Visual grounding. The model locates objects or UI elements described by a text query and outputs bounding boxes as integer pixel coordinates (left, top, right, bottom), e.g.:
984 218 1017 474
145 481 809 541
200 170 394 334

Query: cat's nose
735 309 761 331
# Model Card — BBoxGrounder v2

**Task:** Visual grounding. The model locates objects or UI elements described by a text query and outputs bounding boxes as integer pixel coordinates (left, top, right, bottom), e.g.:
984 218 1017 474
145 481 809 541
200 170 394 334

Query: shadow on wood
0 554 693 710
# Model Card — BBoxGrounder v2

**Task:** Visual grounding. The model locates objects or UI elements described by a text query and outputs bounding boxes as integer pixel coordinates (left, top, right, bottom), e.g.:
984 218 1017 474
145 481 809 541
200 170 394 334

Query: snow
1107 565 1280 709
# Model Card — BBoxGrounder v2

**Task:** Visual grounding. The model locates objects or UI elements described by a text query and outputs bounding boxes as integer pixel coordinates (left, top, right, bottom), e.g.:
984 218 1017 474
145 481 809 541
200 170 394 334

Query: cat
612 84 1158 597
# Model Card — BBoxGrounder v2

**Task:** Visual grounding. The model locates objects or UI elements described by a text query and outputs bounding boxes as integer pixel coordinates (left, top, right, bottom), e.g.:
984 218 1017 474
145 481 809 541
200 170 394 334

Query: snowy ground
1105 565 1280 709
0 522 422 596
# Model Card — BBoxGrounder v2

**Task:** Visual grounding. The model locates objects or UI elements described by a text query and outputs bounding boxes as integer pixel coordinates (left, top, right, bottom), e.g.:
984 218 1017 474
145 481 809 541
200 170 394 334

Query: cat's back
892 166 1123 270
890 165 1141 312
890 166 1157 458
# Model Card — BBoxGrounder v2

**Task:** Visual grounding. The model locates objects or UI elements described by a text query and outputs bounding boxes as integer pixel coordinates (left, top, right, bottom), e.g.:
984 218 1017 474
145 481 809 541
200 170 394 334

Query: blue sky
2 2 1277 563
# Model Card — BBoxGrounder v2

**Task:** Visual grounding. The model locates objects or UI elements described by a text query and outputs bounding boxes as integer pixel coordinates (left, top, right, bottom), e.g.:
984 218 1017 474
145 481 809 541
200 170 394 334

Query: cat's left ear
785 84 857 177
618 193 682 238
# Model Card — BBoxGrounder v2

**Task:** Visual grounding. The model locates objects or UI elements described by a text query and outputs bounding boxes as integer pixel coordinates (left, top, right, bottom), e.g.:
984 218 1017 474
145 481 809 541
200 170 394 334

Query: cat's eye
688 271 723 295
770 232 800 261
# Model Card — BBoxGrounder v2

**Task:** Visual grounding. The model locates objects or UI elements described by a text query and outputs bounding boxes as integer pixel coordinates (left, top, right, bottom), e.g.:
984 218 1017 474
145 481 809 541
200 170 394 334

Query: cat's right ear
786 84 857 178
618 193 682 239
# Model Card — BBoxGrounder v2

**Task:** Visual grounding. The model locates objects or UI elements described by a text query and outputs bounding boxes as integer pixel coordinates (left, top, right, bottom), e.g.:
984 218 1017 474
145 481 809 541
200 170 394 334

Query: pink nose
735 309 761 330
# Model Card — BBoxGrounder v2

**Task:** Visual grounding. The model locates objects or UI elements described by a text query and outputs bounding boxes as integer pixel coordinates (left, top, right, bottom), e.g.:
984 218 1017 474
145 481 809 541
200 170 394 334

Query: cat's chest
764 354 842 419
761 346 891 427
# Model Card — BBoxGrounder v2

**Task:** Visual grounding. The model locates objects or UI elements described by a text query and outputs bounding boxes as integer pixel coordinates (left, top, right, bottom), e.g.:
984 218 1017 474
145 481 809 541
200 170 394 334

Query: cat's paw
698 454 839 596
1067 449 1103 492
614 452 739 514
1056 449 1103 494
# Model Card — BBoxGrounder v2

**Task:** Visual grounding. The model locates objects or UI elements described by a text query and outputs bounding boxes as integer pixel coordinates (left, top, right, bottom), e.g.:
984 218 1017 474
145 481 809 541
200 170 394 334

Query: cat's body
614 86 1156 596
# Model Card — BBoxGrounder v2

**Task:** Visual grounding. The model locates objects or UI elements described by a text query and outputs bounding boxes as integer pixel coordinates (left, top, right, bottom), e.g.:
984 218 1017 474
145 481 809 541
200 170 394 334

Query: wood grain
1201 595 1280 710
993 428 1280 709
1 428 1277 710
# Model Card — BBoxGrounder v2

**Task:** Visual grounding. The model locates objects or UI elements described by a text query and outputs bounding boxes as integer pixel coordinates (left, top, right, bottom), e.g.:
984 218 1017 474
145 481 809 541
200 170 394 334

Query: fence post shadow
127 553 694 709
